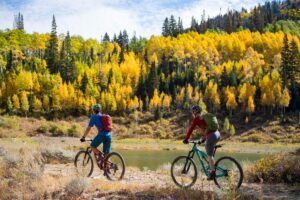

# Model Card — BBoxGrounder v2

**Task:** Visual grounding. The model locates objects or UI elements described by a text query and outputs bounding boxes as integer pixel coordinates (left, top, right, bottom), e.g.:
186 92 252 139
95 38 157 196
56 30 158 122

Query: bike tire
171 156 198 188
74 150 94 177
105 152 125 181
214 156 244 190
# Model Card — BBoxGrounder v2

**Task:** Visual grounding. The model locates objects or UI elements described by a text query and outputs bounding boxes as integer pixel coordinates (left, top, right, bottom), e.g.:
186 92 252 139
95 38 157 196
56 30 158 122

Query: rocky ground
44 163 300 200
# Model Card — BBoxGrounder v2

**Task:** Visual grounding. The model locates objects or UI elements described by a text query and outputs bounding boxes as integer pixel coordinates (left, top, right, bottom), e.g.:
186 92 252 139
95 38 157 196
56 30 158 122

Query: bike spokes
105 152 125 181
214 157 243 190
171 156 197 188
74 151 94 177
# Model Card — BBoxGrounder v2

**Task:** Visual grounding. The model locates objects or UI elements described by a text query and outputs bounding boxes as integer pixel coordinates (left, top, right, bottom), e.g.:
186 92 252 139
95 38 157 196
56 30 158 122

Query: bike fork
182 150 195 174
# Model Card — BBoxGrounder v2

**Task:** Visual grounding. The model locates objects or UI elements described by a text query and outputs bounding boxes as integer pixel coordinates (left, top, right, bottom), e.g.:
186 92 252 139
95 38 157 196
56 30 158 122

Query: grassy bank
1 113 300 144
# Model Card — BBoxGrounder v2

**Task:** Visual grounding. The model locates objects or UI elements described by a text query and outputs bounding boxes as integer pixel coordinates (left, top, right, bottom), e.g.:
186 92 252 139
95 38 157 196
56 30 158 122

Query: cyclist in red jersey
183 105 220 180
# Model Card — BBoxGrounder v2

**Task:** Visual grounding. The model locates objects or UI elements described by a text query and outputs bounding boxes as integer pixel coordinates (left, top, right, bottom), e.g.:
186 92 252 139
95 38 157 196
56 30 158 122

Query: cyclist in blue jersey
80 104 112 159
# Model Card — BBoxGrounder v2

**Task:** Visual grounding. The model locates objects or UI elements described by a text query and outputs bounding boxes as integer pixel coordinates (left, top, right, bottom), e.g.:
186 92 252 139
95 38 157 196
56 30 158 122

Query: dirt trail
44 163 300 200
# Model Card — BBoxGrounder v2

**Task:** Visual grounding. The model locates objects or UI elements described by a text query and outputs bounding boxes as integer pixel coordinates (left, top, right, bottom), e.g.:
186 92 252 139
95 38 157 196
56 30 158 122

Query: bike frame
185 143 227 178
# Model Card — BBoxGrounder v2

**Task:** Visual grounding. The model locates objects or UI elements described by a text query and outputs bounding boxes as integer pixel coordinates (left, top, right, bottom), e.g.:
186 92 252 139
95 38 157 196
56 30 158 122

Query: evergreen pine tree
229 64 238 86
178 17 184 34
113 33 117 43
162 17 170 36
103 32 110 42
289 39 299 89
147 62 158 98
221 66 228 87
169 15 178 37
6 49 13 72
45 15 59 74
281 34 289 88
136 65 147 103
190 17 198 32
81 72 89 93
122 30 129 51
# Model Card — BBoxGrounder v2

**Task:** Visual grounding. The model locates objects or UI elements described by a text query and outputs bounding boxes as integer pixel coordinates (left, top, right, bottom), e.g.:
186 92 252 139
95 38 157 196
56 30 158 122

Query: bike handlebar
188 140 203 145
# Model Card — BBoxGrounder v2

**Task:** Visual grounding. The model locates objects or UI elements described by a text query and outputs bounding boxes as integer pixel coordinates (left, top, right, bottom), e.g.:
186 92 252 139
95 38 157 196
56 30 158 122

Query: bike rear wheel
74 150 94 177
104 152 125 181
214 156 243 190
171 156 198 188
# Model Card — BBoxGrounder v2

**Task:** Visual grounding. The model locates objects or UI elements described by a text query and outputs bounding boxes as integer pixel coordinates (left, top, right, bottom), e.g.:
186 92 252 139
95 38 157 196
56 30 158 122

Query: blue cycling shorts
90 132 112 154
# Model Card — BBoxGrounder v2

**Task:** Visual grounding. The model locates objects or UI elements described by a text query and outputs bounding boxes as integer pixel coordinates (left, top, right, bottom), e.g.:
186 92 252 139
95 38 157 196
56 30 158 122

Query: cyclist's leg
103 133 112 155
91 133 104 155
205 131 220 171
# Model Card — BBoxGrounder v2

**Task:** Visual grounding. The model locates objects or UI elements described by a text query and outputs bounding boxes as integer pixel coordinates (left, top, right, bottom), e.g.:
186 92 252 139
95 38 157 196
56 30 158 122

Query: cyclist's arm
82 127 91 138
82 115 95 138
185 118 197 140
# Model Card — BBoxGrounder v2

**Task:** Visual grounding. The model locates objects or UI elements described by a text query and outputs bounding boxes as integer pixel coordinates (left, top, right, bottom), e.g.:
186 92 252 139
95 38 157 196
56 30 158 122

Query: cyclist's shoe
80 137 85 142
207 171 216 181
183 139 189 144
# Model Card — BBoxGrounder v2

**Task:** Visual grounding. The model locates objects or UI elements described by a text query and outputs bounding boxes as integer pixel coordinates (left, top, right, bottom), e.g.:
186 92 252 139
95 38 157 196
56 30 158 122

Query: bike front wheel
104 152 125 181
214 156 243 190
171 156 198 188
74 150 94 177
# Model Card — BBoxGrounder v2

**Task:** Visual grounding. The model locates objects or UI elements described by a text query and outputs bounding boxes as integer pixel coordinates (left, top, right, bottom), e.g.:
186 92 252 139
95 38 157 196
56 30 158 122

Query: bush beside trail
244 154 300 184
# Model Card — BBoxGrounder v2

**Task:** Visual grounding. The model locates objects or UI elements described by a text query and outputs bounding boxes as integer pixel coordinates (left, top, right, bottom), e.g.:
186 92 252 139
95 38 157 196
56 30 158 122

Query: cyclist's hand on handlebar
200 137 206 143
80 137 85 142
183 139 189 144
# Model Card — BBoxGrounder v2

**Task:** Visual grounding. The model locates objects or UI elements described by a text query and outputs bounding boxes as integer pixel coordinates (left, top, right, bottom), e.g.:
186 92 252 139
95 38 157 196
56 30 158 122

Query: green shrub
245 154 300 184
36 124 49 133
291 134 300 143
286 125 296 132
241 133 274 143
0 116 19 130
49 124 68 137
155 129 168 139
223 117 230 132
67 124 82 137
229 124 236 136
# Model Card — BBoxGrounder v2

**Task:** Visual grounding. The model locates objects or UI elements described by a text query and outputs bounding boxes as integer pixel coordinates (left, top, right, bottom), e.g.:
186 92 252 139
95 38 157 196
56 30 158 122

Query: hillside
0 112 299 144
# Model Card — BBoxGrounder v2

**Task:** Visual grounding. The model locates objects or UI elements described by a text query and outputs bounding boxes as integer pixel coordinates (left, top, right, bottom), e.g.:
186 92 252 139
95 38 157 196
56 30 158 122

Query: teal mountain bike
171 140 243 189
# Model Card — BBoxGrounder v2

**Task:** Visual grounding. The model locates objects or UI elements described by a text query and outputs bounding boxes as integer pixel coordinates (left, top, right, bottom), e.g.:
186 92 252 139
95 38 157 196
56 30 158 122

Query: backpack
101 114 112 131
201 113 219 131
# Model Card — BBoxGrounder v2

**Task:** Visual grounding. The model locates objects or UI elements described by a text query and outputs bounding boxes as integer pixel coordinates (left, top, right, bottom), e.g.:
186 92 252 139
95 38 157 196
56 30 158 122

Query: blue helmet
192 105 202 113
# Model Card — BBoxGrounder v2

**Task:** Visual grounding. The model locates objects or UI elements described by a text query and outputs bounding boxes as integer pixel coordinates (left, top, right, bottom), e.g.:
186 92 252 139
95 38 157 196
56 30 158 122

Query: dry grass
244 153 300 184
0 147 68 200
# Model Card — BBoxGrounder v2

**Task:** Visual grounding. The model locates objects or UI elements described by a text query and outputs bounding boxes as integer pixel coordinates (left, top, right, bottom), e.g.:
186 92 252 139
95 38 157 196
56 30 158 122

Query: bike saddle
214 144 222 149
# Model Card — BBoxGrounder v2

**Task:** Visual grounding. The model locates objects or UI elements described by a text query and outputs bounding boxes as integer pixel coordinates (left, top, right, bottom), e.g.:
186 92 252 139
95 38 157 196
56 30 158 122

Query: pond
116 149 267 170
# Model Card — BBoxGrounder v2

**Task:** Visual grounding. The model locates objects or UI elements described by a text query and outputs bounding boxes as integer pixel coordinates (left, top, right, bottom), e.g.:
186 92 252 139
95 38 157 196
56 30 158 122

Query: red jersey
185 115 212 140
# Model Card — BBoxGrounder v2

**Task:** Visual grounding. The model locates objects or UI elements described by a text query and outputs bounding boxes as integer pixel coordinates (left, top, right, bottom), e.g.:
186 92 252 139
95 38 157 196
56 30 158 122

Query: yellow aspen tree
15 71 34 92
33 96 42 112
247 96 255 114
187 84 193 99
238 83 256 112
42 95 50 112
12 94 20 112
226 92 238 116
204 80 220 111
162 95 172 110
20 91 29 116
279 88 290 113
175 87 185 106
52 88 61 113
149 89 161 110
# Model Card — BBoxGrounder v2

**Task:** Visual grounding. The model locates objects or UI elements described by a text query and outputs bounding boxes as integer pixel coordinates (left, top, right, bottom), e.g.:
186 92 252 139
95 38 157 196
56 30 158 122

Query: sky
0 0 269 40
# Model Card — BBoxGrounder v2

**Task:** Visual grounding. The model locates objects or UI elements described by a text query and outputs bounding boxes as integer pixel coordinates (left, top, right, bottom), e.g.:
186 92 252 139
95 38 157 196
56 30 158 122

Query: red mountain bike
74 139 125 181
